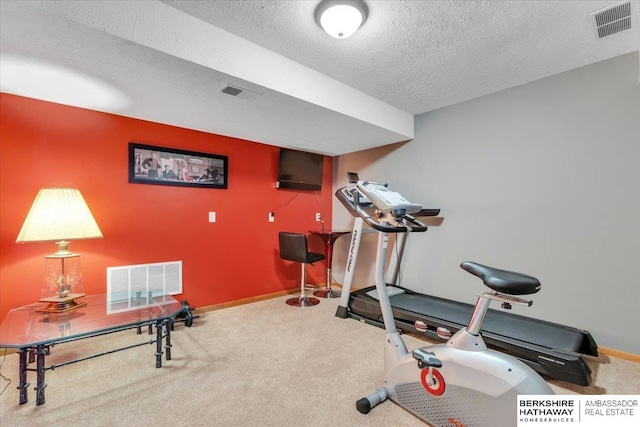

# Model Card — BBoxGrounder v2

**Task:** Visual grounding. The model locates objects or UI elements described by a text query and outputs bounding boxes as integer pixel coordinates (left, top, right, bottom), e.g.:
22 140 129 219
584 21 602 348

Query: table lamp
16 188 103 313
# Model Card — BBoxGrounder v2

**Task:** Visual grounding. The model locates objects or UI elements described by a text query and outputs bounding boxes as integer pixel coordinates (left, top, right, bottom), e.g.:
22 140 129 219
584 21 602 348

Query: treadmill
334 175 598 386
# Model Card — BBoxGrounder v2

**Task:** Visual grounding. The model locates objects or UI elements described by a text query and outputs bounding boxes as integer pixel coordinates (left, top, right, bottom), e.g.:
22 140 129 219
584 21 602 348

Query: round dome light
315 0 368 39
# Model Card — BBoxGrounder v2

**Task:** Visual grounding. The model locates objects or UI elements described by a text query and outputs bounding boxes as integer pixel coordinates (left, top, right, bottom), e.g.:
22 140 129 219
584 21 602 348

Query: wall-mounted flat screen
277 148 323 191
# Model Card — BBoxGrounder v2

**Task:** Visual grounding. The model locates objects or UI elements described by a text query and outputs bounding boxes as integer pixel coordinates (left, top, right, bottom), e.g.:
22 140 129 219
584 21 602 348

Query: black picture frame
129 142 228 189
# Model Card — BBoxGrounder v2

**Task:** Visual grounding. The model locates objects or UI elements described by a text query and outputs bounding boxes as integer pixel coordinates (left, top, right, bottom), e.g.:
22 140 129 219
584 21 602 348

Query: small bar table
309 229 351 298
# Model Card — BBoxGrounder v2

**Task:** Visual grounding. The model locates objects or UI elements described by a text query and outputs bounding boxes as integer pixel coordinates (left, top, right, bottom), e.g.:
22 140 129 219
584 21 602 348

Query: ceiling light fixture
315 0 368 39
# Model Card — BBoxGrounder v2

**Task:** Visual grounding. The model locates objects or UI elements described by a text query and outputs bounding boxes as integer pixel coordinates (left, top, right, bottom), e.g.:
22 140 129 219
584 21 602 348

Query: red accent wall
0 94 333 322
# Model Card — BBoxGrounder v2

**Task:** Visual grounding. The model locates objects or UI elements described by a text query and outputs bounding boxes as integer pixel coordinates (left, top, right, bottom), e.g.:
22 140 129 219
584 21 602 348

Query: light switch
209 212 216 223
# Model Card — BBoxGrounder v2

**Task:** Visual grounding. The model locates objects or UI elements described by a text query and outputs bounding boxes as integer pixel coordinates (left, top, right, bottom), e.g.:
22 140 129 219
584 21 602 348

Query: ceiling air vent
220 84 261 101
590 1 632 39
221 85 242 96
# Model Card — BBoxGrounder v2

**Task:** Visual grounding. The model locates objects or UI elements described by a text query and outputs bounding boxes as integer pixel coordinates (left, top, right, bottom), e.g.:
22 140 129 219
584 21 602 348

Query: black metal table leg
155 319 163 368
165 319 172 361
17 348 30 404
135 291 143 334
147 293 154 335
35 344 47 405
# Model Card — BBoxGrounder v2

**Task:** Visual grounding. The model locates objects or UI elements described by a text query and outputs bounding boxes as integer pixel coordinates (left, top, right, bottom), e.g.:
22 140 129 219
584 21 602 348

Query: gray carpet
1 294 638 426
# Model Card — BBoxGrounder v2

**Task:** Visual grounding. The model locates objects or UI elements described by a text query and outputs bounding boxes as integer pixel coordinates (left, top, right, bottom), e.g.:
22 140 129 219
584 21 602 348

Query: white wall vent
220 84 261 101
106 261 182 313
590 1 632 39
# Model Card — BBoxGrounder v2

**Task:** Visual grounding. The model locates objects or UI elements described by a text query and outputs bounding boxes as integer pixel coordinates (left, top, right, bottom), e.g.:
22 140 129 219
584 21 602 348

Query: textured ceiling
1 1 639 156
164 0 639 114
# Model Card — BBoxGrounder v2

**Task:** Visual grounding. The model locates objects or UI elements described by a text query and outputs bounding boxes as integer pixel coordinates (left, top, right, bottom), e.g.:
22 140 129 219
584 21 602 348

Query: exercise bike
352 180 554 426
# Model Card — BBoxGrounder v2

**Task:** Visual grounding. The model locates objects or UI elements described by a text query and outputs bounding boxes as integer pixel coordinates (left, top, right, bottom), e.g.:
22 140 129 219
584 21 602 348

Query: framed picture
129 142 228 189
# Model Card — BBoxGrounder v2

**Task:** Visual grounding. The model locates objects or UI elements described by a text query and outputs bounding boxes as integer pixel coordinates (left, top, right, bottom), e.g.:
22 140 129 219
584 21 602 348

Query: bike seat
460 261 541 295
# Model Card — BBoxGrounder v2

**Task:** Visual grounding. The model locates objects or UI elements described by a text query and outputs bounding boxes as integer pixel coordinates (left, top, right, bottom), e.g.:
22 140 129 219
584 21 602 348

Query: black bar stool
278 232 325 307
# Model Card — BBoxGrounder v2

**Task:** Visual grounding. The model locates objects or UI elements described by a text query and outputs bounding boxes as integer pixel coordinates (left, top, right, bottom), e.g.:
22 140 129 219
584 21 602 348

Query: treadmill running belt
348 285 598 385
392 292 585 352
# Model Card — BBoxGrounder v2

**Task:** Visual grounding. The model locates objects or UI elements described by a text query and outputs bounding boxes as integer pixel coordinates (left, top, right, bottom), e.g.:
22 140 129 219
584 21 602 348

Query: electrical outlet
316 213 322 222
269 212 275 222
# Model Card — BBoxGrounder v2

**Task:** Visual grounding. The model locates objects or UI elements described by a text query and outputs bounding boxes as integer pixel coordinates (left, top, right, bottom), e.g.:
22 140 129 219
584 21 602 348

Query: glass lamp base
36 293 87 313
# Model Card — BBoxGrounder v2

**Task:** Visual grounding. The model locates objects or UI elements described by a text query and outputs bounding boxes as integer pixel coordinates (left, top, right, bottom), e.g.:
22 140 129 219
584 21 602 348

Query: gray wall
332 52 640 354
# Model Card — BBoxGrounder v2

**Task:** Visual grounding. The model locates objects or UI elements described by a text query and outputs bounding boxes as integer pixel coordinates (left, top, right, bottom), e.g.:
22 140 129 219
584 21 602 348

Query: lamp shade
315 0 368 39
16 188 103 243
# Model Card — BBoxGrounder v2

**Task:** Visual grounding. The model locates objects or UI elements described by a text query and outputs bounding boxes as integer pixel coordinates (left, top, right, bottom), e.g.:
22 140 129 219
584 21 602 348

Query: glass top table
0 293 186 406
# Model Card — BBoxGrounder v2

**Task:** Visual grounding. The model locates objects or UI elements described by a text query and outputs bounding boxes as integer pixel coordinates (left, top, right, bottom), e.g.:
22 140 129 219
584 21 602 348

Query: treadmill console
339 186 373 208
335 172 429 233
357 181 422 215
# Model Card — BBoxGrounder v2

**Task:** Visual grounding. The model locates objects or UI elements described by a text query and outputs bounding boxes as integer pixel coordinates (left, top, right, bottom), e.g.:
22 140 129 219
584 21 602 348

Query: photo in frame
129 142 228 189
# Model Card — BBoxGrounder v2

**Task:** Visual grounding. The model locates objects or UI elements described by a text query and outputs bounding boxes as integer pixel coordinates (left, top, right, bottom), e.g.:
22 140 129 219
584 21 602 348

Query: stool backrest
278 232 310 263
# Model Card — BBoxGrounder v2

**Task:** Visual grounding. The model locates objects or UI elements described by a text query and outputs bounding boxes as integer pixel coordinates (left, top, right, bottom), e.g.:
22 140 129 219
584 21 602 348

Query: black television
276 148 323 191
